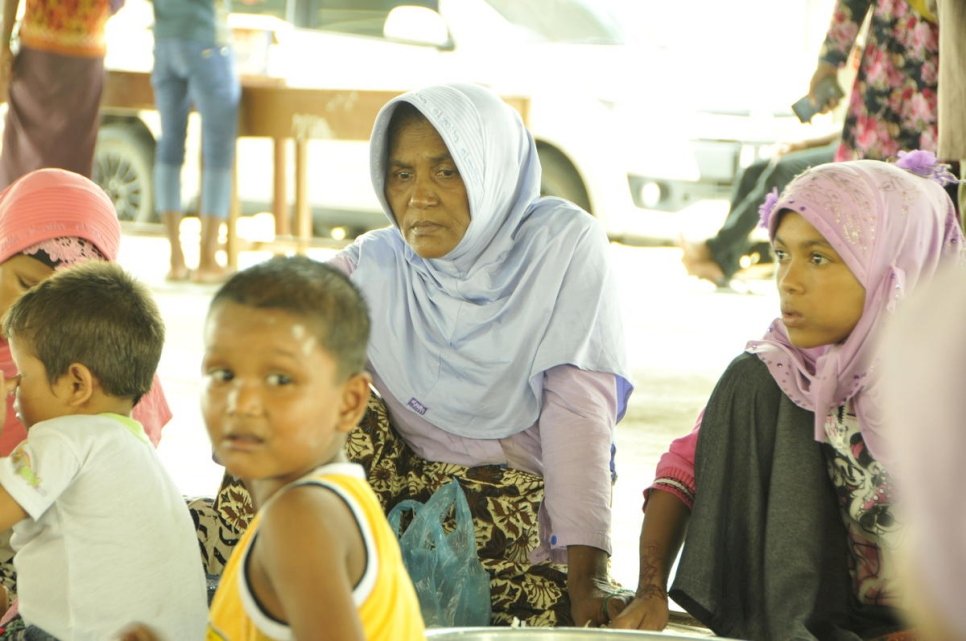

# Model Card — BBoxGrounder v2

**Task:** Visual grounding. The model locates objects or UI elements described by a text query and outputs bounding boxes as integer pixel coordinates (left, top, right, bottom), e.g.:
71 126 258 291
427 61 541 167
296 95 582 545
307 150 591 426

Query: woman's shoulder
713 352 780 397
527 196 597 226
522 197 607 248
335 227 403 268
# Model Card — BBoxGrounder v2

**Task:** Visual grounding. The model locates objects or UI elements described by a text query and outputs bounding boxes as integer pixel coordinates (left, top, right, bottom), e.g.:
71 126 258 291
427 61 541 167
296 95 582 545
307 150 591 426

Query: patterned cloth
822 405 900 607
346 392 573 627
186 476 253 580
18 0 112 57
819 0 939 161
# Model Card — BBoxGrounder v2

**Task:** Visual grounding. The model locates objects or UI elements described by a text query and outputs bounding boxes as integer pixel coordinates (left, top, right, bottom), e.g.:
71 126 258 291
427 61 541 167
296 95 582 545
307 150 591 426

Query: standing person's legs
188 44 240 283
151 40 192 281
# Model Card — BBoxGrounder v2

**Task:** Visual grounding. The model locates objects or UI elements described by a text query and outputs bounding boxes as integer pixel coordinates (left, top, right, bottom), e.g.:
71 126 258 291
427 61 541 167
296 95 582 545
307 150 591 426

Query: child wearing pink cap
0 168 174 618
0 168 172 453
611 152 963 640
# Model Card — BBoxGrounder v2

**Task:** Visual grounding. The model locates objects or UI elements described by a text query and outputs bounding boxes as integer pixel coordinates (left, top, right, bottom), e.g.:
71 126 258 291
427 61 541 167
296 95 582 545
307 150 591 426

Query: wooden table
102 70 529 267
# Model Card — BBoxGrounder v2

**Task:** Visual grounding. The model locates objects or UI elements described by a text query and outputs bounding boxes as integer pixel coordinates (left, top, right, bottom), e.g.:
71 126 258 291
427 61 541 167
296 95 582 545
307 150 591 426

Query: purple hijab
746 158 963 463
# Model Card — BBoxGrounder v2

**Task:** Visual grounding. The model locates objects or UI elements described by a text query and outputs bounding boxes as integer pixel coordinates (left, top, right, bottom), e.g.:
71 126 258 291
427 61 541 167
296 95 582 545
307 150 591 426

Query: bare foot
679 240 713 266
165 265 192 282
191 266 234 285
687 259 728 287
679 240 727 286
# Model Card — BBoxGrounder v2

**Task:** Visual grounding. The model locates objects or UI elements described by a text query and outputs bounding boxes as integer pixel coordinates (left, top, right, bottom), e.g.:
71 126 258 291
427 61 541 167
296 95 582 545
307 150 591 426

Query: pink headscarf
745 158 963 464
0 167 121 263
0 169 170 453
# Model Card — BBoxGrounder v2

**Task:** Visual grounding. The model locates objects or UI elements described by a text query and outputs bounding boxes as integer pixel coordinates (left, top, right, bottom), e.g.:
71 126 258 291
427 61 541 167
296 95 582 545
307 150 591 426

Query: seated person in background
880 263 966 641
681 134 837 287
0 261 207 640
123 256 426 641
611 152 963 639
327 82 635 627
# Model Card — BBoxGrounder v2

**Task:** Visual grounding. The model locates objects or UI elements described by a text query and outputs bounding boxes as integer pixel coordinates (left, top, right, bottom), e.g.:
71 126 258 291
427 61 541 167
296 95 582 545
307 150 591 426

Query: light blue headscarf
347 83 632 439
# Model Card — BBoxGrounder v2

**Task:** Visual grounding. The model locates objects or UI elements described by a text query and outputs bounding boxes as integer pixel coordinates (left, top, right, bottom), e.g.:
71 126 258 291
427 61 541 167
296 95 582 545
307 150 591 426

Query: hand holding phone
792 76 844 123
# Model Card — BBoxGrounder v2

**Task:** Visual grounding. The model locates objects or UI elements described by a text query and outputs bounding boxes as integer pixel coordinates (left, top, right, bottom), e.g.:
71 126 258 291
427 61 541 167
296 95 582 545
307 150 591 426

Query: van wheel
93 125 157 223
538 146 592 214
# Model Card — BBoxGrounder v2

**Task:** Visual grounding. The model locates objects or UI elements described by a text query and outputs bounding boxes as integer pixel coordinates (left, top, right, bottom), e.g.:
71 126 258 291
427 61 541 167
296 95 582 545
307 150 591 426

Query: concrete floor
118 222 780 597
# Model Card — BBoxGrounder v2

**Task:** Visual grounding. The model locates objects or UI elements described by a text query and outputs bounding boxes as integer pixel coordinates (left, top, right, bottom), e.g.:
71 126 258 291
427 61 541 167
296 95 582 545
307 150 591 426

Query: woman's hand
608 582 669 630
808 61 843 113
568 572 635 628
566 545 634 626
607 491 690 630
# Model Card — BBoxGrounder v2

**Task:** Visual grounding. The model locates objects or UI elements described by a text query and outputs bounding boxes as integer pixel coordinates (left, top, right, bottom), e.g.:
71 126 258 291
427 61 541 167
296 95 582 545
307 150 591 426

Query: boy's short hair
2 261 164 402
211 256 370 378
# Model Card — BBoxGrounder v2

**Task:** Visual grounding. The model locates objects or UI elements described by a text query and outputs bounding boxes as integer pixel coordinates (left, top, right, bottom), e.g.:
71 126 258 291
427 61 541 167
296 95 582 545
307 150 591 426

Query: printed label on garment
407 397 428 415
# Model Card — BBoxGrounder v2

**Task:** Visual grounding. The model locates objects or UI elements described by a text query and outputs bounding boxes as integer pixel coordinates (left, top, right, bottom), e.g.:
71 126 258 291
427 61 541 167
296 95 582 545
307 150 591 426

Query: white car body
97 0 835 243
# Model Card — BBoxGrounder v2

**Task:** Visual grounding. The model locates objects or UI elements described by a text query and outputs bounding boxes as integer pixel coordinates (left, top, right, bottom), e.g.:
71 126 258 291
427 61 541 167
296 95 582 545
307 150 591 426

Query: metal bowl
425 627 728 640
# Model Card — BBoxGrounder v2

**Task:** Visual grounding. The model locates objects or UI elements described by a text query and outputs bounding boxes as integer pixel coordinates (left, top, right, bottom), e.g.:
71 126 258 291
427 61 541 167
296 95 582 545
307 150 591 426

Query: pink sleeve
132 374 172 447
643 409 702 511
537 366 617 561
326 246 356 276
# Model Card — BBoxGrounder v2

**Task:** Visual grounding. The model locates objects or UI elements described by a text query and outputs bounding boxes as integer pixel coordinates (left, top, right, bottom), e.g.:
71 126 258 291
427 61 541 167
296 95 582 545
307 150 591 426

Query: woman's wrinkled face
773 212 866 348
0 256 55 333
384 118 471 259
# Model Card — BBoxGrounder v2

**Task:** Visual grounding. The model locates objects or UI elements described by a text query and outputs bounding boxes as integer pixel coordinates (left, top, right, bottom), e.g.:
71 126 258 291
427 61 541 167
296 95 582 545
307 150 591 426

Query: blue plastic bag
387 479 492 627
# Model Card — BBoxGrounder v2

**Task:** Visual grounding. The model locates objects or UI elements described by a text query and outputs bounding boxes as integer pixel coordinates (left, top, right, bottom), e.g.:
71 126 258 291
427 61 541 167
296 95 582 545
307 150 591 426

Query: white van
96 0 827 243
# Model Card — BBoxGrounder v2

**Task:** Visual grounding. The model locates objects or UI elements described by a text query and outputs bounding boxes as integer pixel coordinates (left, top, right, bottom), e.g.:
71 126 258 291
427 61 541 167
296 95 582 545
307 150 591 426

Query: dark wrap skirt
669 353 904 641
0 47 104 188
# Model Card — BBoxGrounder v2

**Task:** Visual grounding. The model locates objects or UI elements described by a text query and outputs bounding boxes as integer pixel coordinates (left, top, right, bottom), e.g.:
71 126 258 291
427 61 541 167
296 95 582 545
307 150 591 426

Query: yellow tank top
206 463 425 641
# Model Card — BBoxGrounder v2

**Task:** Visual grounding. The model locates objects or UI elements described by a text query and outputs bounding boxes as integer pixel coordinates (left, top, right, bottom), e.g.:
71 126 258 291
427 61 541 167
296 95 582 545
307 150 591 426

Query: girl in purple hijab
612 152 963 640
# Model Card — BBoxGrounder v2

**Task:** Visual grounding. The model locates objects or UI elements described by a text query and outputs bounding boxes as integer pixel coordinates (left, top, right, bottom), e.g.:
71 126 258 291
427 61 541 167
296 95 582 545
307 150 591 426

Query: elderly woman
325 83 633 626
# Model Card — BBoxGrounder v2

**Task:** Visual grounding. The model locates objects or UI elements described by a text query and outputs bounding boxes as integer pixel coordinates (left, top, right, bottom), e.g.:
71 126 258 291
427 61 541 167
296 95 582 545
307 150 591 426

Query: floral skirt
346 392 571 626
190 392 571 626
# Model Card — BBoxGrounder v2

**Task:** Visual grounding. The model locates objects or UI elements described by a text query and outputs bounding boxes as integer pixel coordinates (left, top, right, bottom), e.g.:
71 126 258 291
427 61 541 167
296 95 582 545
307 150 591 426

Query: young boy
199 256 424 640
0 261 207 640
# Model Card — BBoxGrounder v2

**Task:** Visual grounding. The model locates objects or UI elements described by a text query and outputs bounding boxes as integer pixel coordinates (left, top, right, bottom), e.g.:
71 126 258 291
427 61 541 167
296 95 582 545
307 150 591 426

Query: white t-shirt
0 413 207 641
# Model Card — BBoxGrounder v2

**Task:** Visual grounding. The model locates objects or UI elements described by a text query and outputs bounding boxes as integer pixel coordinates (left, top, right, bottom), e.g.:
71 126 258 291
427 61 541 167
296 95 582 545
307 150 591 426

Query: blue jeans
151 38 240 218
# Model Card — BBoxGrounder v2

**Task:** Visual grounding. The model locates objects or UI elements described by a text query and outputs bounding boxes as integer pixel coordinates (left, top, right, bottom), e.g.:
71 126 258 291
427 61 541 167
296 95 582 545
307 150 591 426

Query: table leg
273 137 289 238
227 149 240 270
295 139 309 254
